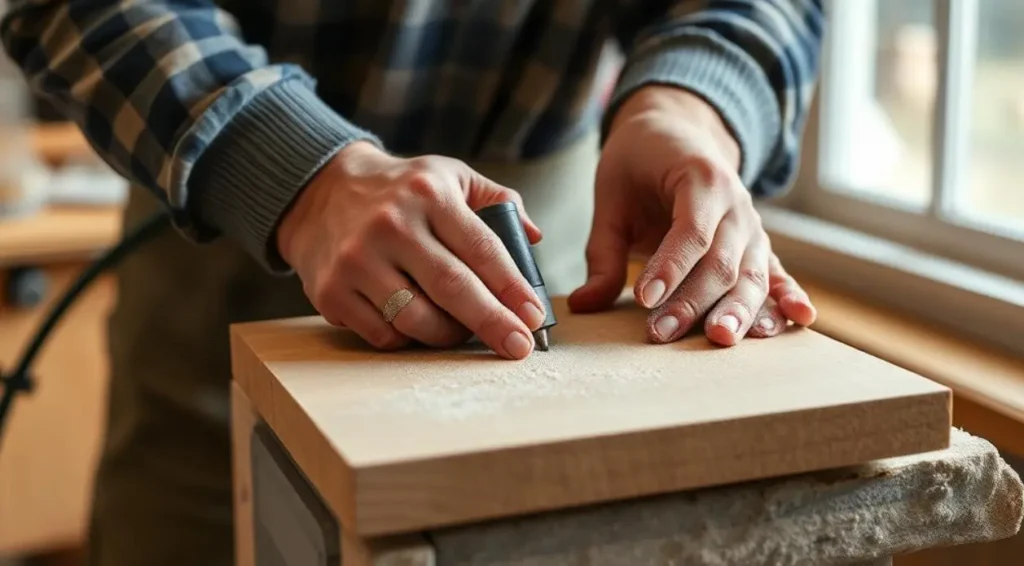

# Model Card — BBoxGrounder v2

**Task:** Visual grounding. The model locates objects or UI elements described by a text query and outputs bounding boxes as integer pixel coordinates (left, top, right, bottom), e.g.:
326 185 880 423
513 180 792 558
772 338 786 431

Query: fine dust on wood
351 342 671 421
302 299 724 422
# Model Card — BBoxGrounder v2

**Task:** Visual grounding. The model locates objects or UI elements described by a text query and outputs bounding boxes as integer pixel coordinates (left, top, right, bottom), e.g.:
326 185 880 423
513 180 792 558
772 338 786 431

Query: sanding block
476 201 557 350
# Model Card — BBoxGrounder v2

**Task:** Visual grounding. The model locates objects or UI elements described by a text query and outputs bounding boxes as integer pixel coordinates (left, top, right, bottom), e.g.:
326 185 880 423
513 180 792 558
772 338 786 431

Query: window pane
963 0 1024 232
821 0 935 207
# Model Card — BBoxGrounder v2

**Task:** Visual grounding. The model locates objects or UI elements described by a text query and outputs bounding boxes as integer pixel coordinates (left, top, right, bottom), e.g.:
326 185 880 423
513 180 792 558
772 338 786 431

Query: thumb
464 168 543 244
568 198 630 313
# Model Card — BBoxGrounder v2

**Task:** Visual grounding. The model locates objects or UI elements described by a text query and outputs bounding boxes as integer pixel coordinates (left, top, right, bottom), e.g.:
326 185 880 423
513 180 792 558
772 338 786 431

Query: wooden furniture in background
0 205 122 556
28 123 92 166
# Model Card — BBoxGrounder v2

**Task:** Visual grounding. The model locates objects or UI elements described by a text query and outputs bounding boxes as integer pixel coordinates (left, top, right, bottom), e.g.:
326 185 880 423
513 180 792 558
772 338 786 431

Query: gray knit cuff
604 29 782 187
191 79 382 274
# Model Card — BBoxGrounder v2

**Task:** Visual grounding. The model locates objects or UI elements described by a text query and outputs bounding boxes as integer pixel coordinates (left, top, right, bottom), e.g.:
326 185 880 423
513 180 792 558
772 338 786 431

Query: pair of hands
276 86 816 360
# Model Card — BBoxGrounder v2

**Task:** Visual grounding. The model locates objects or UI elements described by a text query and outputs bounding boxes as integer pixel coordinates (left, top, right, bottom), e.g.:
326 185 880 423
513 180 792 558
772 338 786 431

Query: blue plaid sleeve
607 0 825 198
0 0 379 272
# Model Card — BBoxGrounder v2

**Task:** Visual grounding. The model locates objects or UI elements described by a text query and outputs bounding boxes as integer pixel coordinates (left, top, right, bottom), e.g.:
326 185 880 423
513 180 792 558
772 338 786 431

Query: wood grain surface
230 293 953 537
232 382 437 566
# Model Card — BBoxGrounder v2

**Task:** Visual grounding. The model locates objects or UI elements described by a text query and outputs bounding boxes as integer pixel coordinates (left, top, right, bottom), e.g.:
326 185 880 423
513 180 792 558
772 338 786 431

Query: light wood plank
233 383 434 566
231 382 257 566
230 293 952 537
794 276 1024 454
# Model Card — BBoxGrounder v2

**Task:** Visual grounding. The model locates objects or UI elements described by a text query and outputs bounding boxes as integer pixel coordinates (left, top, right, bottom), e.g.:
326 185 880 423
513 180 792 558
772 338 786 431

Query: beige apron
87 132 599 566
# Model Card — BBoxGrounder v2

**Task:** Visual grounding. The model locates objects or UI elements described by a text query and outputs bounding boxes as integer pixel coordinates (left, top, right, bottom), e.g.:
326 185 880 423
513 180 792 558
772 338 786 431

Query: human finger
454 160 543 244
647 211 747 343
352 258 472 348
746 299 788 338
392 232 536 360
319 288 410 351
633 174 733 310
567 184 630 313
703 237 770 346
429 199 548 332
768 253 817 326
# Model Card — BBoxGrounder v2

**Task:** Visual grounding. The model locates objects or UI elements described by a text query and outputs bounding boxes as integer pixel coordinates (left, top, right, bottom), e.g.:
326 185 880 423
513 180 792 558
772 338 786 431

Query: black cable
0 210 170 453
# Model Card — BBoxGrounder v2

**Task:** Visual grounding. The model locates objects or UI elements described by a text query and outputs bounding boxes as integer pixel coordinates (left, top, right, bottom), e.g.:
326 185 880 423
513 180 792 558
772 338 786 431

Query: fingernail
516 302 545 330
504 331 533 358
642 279 667 307
719 314 740 334
759 317 776 332
655 315 679 340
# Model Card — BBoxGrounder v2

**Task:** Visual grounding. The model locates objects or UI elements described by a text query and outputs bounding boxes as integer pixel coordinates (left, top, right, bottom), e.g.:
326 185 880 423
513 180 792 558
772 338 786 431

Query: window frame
763 0 1024 357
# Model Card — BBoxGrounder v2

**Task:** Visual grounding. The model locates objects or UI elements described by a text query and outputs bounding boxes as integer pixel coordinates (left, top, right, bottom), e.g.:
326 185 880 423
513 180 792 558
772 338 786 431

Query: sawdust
350 343 668 421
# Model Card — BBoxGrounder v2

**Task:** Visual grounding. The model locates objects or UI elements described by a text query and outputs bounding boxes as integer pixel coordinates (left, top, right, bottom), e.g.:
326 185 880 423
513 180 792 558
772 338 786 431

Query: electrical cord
0 210 170 453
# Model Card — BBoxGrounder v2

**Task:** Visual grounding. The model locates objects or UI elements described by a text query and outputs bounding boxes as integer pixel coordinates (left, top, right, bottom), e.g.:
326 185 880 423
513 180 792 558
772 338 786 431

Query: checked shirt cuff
191 79 382 274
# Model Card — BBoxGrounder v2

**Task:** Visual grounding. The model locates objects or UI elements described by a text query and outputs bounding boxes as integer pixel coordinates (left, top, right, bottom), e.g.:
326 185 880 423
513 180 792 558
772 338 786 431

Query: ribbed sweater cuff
191 79 382 274
604 30 782 186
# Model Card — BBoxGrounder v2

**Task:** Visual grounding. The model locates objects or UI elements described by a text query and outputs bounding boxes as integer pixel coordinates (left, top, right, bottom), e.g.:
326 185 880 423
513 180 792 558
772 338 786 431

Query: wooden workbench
228 294 1022 565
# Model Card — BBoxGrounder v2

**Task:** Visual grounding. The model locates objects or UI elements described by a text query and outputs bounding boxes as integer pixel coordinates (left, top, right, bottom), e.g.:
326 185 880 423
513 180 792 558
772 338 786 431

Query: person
1 1 824 564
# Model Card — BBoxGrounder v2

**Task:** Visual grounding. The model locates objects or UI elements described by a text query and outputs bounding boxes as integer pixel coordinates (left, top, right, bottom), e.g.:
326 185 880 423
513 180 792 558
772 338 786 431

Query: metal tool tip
534 329 550 351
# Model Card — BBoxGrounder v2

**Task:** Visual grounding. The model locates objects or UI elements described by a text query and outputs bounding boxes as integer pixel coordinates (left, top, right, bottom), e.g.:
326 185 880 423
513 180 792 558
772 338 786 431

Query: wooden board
230 294 952 537
231 382 434 566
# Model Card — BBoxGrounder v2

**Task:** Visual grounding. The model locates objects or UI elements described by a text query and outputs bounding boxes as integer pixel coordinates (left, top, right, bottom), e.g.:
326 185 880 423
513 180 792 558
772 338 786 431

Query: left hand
568 86 816 346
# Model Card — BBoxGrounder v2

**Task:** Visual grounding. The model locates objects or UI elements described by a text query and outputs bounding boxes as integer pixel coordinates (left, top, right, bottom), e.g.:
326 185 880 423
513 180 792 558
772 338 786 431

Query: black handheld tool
476 201 557 350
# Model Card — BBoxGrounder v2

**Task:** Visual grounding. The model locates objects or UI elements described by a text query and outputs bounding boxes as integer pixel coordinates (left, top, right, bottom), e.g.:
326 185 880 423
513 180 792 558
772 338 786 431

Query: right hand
276 141 547 359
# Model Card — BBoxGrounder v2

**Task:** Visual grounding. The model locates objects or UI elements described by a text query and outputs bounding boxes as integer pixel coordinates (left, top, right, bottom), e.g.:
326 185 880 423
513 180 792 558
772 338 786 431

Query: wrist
275 140 387 266
609 85 741 170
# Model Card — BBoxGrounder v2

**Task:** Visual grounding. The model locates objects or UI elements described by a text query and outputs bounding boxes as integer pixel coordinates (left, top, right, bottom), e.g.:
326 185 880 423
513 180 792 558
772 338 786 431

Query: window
764 0 1024 355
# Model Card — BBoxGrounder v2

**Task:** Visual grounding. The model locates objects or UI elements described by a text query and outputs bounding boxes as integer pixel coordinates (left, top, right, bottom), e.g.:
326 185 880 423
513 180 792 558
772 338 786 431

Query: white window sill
757 204 1024 357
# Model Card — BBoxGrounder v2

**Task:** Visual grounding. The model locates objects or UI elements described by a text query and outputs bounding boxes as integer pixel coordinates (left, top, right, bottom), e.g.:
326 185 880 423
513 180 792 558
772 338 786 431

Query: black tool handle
476 201 557 330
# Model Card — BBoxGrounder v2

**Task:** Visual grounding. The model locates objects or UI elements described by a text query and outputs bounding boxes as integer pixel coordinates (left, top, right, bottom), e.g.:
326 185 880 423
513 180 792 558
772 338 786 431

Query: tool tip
534 329 550 351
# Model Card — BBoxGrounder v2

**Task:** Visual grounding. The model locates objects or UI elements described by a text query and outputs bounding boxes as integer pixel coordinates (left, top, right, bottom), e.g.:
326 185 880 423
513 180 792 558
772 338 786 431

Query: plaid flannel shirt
1 0 824 272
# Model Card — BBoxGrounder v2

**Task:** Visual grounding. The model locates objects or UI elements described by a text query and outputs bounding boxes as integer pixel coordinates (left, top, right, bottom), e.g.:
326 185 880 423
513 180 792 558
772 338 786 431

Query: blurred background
0 1 1022 565
831 0 1024 224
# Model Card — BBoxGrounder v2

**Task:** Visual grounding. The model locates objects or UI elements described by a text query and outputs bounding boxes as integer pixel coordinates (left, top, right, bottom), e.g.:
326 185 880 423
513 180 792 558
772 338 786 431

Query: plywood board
230 294 952 537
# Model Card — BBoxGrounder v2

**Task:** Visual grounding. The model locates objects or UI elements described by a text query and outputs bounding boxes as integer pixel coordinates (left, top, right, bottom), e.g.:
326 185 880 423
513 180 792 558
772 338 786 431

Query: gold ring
381 288 415 323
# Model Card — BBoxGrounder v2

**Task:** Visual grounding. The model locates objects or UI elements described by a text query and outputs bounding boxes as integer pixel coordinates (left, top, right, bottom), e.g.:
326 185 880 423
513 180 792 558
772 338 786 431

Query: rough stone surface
427 429 1023 566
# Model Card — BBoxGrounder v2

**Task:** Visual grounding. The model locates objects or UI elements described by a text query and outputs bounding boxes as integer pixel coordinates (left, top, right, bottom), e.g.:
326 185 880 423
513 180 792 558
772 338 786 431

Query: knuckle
309 283 336 313
494 277 526 306
673 154 730 190
686 224 714 253
673 296 702 323
502 188 524 206
368 206 408 237
432 264 472 299
405 170 441 199
739 266 769 291
334 242 366 271
465 232 504 266
706 251 739 284
728 298 756 320
663 254 689 280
